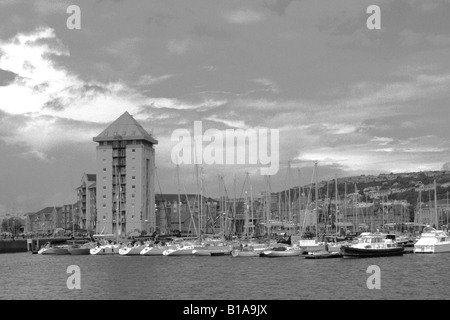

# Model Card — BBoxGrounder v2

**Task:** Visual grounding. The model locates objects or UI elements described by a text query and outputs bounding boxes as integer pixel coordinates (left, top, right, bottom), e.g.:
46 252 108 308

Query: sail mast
434 180 438 228
315 161 319 241
177 163 181 234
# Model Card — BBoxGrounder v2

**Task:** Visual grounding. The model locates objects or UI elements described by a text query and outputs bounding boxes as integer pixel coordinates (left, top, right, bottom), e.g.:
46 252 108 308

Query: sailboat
90 165 124 255
297 162 326 253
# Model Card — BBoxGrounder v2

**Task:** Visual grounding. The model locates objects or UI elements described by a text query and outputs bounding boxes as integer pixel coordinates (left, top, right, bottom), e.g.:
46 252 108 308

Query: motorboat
340 233 404 258
413 226 450 254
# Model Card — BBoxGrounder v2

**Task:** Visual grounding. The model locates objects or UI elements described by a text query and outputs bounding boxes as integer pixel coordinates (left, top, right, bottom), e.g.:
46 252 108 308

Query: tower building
93 112 158 236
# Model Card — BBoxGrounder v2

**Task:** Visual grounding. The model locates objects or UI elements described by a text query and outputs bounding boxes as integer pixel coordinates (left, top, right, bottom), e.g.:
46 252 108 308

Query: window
132 176 135 180
132 185 135 189
132 157 135 161
132 194 135 198
102 204 106 208
103 195 106 199
132 149 135 152
103 216 106 220
103 168 106 172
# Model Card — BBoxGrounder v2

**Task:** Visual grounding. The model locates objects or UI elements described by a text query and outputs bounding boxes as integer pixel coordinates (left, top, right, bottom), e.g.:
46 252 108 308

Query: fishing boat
262 245 303 257
340 232 404 258
413 226 450 254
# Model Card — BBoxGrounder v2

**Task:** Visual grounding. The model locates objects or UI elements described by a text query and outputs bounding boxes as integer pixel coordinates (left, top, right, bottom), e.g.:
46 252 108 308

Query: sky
1 0 450 215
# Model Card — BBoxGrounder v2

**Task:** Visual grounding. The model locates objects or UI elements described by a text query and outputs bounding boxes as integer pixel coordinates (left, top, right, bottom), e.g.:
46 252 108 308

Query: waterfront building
25 206 62 235
93 112 158 236
76 173 96 233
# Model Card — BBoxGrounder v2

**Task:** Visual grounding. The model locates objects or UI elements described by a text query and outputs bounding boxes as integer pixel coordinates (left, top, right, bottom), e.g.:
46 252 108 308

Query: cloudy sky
1 0 450 215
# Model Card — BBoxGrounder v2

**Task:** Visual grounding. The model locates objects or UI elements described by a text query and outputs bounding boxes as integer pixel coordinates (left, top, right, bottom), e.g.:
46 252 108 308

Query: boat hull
340 246 404 258
119 245 146 256
304 252 342 259
68 248 91 255
140 246 168 256
53 247 70 255
90 245 121 255
38 248 56 255
263 250 302 257
231 250 259 257
414 242 450 254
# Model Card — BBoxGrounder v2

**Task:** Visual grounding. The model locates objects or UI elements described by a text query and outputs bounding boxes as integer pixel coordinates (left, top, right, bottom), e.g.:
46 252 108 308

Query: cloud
137 74 178 86
224 9 265 24
0 68 17 86
167 38 191 55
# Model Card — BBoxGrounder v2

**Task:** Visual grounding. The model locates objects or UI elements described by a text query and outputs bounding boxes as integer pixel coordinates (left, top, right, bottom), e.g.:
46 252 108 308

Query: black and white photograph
0 0 449 306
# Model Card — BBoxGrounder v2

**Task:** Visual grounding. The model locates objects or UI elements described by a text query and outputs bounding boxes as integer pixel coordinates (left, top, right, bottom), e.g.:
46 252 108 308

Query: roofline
93 135 158 144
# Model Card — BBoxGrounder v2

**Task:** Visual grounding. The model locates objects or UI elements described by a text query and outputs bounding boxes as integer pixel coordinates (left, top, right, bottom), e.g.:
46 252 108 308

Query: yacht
413 226 450 254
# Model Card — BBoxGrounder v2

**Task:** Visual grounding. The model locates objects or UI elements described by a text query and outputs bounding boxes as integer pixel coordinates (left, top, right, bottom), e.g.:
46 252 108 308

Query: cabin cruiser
340 232 404 258
413 226 450 254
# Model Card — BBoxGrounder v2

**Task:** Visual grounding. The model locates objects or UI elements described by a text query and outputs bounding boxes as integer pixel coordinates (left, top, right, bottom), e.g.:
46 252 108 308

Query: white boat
193 243 232 256
38 245 56 255
298 239 326 253
140 245 169 256
163 244 198 256
262 246 303 257
119 242 148 256
90 243 122 255
413 226 450 254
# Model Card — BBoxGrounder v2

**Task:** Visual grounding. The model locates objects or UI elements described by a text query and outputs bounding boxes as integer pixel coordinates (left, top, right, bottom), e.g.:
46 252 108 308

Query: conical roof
93 111 158 144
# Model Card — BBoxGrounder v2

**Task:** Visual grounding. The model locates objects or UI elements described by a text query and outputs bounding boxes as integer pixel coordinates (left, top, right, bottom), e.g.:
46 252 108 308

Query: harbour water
0 252 449 300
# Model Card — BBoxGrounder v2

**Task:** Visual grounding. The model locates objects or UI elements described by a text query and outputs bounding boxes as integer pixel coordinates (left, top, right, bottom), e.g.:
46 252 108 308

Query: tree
1 217 24 235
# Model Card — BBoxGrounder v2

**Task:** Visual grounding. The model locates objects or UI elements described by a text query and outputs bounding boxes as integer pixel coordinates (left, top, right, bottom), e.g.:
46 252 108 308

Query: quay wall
0 237 74 254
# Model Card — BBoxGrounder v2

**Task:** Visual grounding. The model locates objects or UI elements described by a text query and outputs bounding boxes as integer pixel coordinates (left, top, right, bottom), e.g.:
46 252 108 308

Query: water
0 252 449 300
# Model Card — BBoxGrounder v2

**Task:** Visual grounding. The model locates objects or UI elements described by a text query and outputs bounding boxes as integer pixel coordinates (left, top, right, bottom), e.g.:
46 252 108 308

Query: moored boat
119 242 148 256
413 226 450 254
90 243 122 255
263 246 303 257
140 244 169 256
304 251 342 259
340 233 404 258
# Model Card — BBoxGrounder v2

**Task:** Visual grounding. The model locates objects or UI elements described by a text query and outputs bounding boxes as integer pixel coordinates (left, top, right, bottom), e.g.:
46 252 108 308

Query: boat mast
288 161 292 227
434 180 438 228
250 176 254 237
344 182 347 232
298 169 301 235
177 163 181 234
315 161 319 242
335 176 338 234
